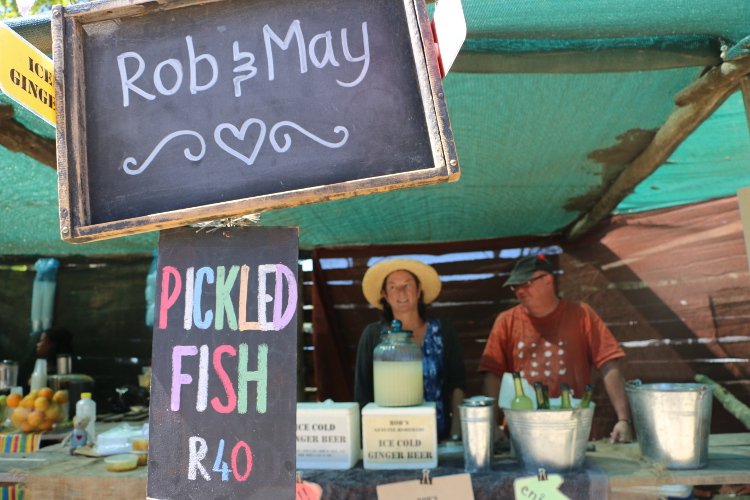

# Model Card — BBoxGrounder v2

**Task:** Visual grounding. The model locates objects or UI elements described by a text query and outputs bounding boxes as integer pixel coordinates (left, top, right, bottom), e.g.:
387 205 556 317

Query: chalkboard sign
148 226 298 500
51 0 459 243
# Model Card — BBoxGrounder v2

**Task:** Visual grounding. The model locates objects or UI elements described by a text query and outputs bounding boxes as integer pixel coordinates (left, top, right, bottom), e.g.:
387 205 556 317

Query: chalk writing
158 263 297 331
188 437 254 482
118 20 370 106
214 119 266 166
269 121 349 153
124 119 348 174
116 19 367 177
123 130 205 175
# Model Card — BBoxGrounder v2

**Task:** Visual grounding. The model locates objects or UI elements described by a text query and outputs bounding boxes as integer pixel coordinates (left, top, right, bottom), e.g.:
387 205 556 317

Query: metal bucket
626 381 712 469
504 405 595 473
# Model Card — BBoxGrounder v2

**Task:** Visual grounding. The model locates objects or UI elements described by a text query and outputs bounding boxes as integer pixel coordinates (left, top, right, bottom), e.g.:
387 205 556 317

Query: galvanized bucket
504 405 595 473
626 381 713 469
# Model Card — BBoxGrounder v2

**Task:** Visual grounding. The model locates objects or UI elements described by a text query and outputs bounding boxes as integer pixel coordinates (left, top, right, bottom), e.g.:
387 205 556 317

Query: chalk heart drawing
214 118 267 165
121 120 349 175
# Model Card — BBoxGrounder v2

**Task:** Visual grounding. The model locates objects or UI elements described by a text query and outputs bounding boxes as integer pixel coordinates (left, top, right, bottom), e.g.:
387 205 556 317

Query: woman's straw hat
362 258 442 309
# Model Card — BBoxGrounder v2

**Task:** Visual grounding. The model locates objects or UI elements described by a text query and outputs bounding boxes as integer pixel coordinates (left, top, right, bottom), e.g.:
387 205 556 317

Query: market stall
2 0 750 498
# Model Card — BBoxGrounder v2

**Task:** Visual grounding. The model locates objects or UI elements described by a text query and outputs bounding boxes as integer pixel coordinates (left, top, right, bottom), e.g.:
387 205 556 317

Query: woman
354 258 466 440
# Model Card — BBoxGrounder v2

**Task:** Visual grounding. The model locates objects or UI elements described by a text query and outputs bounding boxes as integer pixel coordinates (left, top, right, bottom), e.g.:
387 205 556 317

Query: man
480 254 633 443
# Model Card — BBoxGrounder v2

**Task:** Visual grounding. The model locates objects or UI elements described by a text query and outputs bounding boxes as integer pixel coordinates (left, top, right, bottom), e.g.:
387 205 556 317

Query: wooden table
1 433 748 499
591 433 750 499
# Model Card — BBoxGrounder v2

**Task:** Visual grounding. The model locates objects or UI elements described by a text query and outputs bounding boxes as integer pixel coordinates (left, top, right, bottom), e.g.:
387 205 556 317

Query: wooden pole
565 56 750 240
695 374 750 431
0 104 56 169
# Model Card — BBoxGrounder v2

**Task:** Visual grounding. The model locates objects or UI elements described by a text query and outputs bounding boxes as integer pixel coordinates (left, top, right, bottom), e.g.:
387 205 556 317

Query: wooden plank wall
306 197 750 439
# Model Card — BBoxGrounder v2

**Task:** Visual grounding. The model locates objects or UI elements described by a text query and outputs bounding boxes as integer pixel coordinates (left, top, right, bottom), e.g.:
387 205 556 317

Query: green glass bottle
542 385 550 410
580 384 595 408
510 372 534 410
534 382 546 410
560 383 572 409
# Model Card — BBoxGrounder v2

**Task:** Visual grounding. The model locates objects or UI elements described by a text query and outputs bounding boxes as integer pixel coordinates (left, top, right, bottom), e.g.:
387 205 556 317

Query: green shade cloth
2 0 750 253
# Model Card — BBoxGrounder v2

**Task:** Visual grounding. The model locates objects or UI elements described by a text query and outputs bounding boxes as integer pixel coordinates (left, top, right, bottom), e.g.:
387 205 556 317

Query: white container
296 401 360 470
94 424 145 456
30 359 47 392
75 392 96 443
362 402 437 470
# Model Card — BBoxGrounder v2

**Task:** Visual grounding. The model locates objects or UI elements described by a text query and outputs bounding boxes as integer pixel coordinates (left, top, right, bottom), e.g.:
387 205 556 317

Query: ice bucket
626 381 712 469
504 405 595 473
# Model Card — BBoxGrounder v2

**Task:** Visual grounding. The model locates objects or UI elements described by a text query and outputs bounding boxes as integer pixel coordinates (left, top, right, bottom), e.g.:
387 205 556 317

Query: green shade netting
2 0 750 253
617 92 750 214
260 68 705 247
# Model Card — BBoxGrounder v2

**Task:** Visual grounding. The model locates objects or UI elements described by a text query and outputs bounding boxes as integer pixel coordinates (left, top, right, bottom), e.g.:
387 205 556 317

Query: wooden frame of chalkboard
51 0 460 244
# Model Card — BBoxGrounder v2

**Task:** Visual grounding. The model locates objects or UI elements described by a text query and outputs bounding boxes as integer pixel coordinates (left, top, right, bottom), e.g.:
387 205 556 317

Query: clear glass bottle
373 320 423 407
560 383 572 409
510 372 534 410
579 384 595 408
534 382 546 410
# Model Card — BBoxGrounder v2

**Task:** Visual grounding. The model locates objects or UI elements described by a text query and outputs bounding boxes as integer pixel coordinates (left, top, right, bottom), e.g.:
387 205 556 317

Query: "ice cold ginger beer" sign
148 226 298 500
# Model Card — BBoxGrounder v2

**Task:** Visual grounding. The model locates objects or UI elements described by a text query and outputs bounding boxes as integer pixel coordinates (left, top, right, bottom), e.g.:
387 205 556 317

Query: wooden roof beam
0 104 56 169
565 55 750 240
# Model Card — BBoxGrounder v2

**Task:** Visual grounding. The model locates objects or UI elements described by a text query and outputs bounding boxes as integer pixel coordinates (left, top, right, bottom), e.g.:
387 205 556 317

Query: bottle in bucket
560 383 572 409
510 372 533 410
373 320 423 407
542 385 550 409
534 382 546 410
579 384 594 408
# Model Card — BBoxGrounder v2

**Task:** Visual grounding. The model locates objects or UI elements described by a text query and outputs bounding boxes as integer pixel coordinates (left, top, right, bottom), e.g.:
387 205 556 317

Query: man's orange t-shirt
478 299 624 399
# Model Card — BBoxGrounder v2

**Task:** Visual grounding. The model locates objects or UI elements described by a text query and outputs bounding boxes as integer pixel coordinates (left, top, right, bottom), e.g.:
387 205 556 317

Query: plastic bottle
76 392 97 443
510 372 534 410
30 359 48 392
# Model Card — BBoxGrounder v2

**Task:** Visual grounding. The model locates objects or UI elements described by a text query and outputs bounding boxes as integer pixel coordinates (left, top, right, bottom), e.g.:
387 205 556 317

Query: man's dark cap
503 255 554 287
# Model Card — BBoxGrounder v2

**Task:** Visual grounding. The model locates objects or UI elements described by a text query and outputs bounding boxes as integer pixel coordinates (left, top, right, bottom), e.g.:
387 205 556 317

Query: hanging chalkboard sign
148 225 298 500
51 0 459 243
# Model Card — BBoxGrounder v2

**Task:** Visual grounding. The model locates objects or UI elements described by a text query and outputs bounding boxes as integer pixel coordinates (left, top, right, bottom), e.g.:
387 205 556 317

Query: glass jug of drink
373 320 423 407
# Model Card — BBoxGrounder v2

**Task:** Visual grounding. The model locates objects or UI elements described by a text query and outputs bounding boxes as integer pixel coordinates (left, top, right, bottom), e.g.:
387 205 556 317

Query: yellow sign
0 24 55 126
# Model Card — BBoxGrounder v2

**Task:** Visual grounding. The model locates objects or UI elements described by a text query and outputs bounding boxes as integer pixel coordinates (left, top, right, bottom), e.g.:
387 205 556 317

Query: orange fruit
20 396 35 408
34 397 50 411
11 407 31 427
38 419 54 431
38 388 53 400
20 421 35 432
45 406 61 421
27 390 39 399
6 393 22 408
52 390 68 404
27 410 44 427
